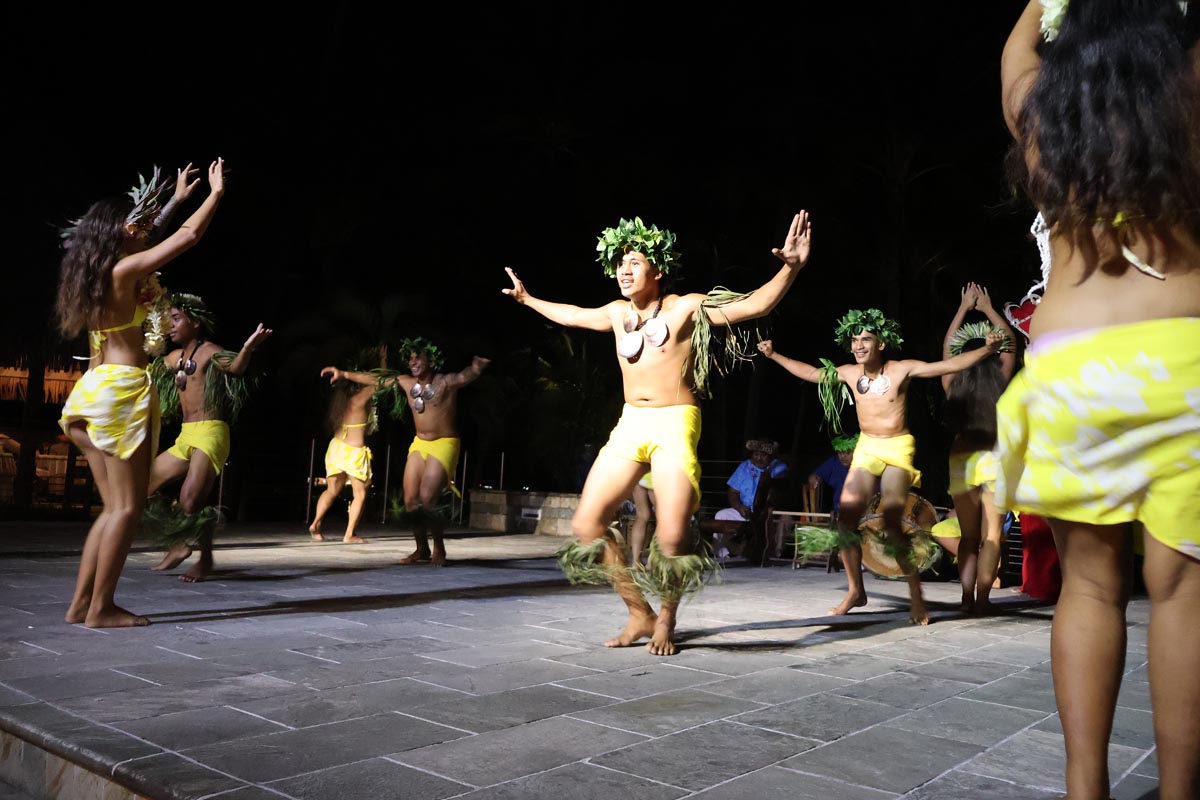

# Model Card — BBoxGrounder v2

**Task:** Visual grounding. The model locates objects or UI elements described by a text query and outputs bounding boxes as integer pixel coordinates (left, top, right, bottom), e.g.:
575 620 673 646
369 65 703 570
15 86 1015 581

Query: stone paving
0 521 1160 799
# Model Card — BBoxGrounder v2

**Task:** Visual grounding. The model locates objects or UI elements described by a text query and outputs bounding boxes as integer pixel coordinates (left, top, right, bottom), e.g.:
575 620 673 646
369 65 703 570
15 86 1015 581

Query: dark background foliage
6 2 1038 516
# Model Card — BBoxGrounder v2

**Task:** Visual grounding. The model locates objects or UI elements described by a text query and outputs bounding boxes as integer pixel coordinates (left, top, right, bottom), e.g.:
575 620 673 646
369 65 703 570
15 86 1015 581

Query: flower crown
833 309 903 351
167 292 218 335
61 166 175 242
396 336 445 371
948 321 1014 356
1041 0 1189 42
596 217 681 277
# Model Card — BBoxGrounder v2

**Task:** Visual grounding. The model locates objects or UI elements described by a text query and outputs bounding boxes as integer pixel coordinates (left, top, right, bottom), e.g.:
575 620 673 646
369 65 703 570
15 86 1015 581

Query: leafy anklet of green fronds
631 537 721 602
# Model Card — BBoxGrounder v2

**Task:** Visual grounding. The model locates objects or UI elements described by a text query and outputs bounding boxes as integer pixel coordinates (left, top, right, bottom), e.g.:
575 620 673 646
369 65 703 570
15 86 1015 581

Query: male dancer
148 293 271 582
503 212 812 655
759 308 1000 624
326 338 488 566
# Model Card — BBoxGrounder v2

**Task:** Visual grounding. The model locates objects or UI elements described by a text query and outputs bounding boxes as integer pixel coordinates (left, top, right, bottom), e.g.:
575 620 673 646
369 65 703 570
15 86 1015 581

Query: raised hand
174 163 201 203
960 283 980 310
208 158 226 195
243 323 273 352
984 331 1005 352
976 283 996 313
772 211 812 267
757 339 776 357
320 366 343 384
502 267 529 304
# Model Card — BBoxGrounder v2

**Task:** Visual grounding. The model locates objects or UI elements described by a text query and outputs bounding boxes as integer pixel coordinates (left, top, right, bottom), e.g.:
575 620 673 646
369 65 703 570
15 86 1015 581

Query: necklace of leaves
617 295 668 360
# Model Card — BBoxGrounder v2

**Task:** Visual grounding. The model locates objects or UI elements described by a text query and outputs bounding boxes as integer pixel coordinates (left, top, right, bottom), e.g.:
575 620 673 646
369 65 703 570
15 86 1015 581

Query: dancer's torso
169 341 226 423
610 293 700 409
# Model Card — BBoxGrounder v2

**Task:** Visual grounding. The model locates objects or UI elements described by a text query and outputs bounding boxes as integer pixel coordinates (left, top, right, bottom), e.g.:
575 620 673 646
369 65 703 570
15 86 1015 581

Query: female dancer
941 282 1015 614
1000 2 1199 797
56 159 225 627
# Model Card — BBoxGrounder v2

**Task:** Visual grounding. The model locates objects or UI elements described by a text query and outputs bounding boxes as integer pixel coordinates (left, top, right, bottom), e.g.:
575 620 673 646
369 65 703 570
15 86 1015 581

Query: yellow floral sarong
850 433 922 488
948 450 997 495
995 318 1200 559
408 436 460 496
59 364 159 463
166 420 231 475
326 437 373 483
599 404 702 512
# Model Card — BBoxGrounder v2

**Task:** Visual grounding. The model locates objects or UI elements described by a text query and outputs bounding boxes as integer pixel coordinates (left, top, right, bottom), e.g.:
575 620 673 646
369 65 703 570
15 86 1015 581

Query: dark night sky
7 3 1041 512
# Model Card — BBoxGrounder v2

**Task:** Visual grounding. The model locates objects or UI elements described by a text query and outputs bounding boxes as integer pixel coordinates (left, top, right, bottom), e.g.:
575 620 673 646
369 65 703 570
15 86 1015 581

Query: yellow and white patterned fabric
325 437 373 483
166 420 231 475
598 403 702 512
995 318 1200 558
408 436 460 496
948 450 998 496
59 364 159 462
849 433 922 487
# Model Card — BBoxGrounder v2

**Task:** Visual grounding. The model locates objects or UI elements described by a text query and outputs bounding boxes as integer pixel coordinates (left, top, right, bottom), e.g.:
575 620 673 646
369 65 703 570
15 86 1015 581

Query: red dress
1018 512 1061 602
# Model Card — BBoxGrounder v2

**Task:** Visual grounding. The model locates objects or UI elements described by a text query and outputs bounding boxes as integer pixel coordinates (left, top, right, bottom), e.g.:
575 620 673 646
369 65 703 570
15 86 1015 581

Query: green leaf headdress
395 336 445 371
60 165 176 243
948 321 1014 356
833 308 903 351
596 217 681 277
831 433 859 453
167 292 218 336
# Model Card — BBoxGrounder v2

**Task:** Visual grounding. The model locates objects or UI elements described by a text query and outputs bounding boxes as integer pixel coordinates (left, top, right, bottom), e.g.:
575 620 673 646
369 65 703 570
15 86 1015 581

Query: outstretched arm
909 332 1004 380
942 283 978 391
756 339 829 384
974 285 1018 380
446 356 491 389
114 158 226 281
501 268 613 331
321 366 384 388
701 211 813 325
1001 0 1043 138
220 324 273 375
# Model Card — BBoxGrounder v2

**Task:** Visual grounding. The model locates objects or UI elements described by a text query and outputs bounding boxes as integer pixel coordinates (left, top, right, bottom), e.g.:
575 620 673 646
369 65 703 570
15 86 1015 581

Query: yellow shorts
948 450 997 496
996 318 1200 559
166 420 230 475
931 515 961 540
325 437 372 483
60 364 160 463
850 433 922 488
409 436 461 494
599 404 702 512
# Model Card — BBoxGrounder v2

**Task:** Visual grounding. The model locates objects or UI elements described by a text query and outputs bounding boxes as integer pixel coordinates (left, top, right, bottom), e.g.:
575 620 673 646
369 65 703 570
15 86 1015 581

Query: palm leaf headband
834 309 903 351
167 292 218 335
596 217 681 277
61 165 175 242
397 337 445 371
948 321 1014 356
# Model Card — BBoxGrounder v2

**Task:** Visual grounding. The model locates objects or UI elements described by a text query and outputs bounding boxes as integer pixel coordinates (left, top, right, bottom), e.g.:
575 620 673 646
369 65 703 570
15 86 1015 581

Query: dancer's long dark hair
944 352 1007 452
55 198 132 338
1007 0 1200 239
325 380 361 436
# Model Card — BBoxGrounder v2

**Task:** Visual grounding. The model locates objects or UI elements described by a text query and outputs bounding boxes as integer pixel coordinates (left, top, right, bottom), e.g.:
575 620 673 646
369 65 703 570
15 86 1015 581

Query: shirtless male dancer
149 293 271 582
503 211 812 655
759 307 1000 624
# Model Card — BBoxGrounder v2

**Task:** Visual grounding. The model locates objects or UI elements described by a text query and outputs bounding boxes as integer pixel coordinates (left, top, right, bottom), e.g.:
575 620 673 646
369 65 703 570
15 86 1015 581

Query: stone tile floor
0 521 1159 799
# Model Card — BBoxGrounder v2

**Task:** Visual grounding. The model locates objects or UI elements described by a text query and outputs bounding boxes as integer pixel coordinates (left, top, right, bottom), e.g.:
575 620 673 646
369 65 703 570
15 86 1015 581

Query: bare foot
430 549 447 567
180 561 212 583
309 526 325 542
829 591 868 616
960 595 976 615
604 611 658 648
909 598 931 626
343 534 366 544
85 605 149 628
973 598 997 616
151 543 192 571
647 616 677 656
64 600 89 624
399 549 431 565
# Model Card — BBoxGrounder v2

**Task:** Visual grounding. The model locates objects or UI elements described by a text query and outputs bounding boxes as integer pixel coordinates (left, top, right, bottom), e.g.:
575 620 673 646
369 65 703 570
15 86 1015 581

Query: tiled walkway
0 522 1158 799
